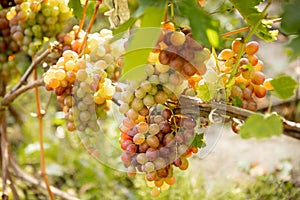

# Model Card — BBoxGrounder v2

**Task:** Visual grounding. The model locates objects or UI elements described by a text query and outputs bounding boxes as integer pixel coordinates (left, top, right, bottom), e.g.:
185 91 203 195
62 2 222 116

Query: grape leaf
280 1 300 34
113 17 138 36
120 7 165 80
190 133 206 148
86 1 97 19
285 35 300 60
68 0 82 20
240 113 283 139
113 0 166 35
195 83 213 102
280 1 300 60
270 75 298 100
176 0 221 47
229 0 277 41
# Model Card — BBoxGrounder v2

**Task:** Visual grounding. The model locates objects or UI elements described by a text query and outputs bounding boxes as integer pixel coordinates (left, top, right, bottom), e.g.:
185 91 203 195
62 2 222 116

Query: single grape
251 71 265 85
245 41 259 55
170 31 186 47
218 49 235 60
232 39 243 54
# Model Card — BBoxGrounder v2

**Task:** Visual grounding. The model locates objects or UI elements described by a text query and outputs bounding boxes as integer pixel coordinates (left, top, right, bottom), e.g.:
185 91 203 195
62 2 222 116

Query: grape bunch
118 23 210 197
218 39 272 111
6 0 72 56
44 27 127 132
44 50 114 132
119 107 200 197
0 8 30 83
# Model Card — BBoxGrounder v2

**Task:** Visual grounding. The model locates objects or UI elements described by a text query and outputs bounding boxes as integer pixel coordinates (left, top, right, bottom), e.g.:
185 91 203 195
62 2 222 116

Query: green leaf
138 0 167 8
240 113 283 139
229 0 277 41
195 83 213 102
113 17 138 36
68 0 82 20
285 35 300 60
120 7 165 80
281 1 300 35
176 0 221 47
271 75 298 100
86 1 97 19
190 133 206 148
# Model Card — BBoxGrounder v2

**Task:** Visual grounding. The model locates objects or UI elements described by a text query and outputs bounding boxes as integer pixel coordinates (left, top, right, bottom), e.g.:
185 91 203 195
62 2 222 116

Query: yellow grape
218 49 235 60
263 78 274 90
170 31 186 46
146 181 155 188
49 78 60 89
77 69 88 81
55 69 66 81
161 182 170 191
254 60 264 71
133 133 145 145
94 95 105 105
65 60 76 71
137 121 149 134
151 187 161 198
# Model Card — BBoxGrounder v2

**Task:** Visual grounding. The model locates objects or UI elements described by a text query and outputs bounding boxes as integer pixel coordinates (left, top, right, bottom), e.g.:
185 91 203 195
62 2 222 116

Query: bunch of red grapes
218 39 273 111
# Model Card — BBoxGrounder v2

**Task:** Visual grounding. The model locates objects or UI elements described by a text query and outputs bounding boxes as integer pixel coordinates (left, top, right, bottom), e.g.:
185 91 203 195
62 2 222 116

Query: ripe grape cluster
120 108 199 197
44 27 127 132
6 0 72 56
118 23 210 197
218 39 271 111
0 0 72 83
0 8 23 82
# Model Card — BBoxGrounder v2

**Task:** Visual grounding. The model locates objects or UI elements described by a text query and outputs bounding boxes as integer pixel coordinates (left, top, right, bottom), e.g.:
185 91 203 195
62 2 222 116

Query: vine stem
78 0 103 55
170 1 175 22
0 80 9 200
76 0 89 38
1 110 9 200
33 69 55 200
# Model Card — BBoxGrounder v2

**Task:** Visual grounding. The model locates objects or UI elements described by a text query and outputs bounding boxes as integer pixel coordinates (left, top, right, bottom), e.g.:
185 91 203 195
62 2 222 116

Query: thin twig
76 0 89 38
7 172 20 200
9 156 79 200
10 49 50 93
221 27 250 38
221 18 281 38
1 79 44 107
0 112 9 200
0 81 9 200
33 69 55 200
78 0 103 55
